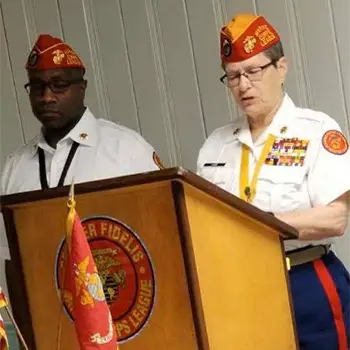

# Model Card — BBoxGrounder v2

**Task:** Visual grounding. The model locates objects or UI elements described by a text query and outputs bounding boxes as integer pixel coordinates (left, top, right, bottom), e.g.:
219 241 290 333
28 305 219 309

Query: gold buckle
286 257 291 271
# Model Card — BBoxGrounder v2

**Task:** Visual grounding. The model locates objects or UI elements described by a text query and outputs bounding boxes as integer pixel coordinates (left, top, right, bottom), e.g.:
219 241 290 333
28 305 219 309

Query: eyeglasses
220 61 276 87
24 79 83 95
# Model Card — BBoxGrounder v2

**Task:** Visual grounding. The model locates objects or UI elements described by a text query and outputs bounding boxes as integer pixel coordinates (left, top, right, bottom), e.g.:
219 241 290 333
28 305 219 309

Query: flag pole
56 179 76 350
3 305 29 350
68 179 75 206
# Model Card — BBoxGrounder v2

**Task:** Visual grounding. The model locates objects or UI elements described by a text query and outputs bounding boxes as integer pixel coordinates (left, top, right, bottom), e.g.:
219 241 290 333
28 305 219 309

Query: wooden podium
0 168 298 350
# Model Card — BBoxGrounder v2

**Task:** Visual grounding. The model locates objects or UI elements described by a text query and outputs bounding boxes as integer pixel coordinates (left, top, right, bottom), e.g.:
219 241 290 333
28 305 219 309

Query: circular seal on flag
55 216 156 343
322 130 349 155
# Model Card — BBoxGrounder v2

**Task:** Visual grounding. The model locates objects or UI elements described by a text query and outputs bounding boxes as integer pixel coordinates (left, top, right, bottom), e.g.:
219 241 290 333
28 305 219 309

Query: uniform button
80 133 88 140
280 126 288 134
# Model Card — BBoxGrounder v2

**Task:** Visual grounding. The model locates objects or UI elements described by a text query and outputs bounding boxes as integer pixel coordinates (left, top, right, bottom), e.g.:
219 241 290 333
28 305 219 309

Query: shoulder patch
322 130 348 155
153 152 165 169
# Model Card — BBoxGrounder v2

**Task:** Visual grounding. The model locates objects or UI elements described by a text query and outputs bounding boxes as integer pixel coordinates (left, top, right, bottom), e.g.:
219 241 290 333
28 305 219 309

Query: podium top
0 167 298 239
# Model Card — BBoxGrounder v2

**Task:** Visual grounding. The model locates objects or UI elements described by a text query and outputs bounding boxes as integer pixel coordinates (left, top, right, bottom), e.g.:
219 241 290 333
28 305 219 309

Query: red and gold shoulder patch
322 130 349 155
153 152 165 169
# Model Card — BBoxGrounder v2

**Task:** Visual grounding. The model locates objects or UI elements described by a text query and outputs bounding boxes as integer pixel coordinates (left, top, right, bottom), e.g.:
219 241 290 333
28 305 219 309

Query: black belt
286 245 331 267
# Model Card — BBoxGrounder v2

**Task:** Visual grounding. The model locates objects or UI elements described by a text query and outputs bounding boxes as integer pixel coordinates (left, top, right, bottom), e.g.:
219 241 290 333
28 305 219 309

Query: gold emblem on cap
80 133 88 140
243 36 257 54
280 126 288 134
66 49 82 66
52 49 65 65
255 25 276 47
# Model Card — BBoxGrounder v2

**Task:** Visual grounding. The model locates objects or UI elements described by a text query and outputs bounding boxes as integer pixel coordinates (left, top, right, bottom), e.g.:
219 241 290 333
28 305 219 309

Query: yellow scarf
239 134 276 203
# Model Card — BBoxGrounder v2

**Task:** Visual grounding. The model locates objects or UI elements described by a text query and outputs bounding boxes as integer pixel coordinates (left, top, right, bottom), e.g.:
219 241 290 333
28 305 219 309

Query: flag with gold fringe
0 288 7 309
0 314 8 350
62 184 119 349
0 288 9 350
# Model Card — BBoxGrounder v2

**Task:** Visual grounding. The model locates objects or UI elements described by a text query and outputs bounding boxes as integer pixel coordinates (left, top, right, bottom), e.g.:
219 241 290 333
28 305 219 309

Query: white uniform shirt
197 94 350 251
1 107 161 195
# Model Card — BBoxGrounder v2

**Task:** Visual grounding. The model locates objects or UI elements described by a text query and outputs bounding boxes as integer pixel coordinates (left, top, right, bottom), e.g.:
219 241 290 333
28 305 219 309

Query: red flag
0 314 8 350
0 288 9 350
0 288 7 309
62 190 119 349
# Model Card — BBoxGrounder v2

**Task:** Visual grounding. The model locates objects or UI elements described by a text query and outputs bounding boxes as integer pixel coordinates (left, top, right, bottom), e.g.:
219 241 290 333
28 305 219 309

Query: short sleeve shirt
197 94 350 251
1 108 161 195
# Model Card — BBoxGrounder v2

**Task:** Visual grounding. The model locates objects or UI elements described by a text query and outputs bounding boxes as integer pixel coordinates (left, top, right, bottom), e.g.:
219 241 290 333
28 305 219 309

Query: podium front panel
183 184 297 350
9 181 198 350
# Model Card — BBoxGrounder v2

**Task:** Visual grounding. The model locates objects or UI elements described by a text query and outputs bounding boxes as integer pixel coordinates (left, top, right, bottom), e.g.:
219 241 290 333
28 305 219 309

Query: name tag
203 163 226 167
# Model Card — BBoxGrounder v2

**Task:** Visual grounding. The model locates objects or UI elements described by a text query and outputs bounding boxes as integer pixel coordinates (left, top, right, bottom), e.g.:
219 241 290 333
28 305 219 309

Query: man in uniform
0 34 165 347
1 34 163 195
197 14 350 350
